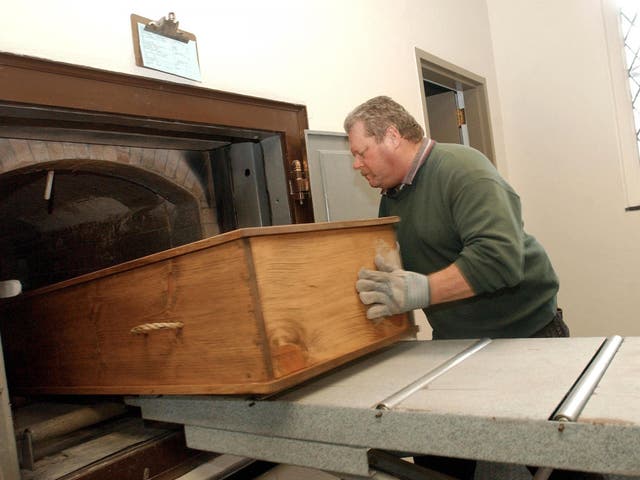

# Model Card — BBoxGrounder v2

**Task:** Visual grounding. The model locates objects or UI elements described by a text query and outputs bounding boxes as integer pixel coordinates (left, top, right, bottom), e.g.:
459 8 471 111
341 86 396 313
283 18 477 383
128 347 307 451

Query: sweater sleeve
451 178 525 294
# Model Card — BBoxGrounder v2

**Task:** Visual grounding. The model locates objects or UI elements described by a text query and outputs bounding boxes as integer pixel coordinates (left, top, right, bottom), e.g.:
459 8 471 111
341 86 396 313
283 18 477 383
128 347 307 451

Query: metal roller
376 338 491 410
552 335 623 422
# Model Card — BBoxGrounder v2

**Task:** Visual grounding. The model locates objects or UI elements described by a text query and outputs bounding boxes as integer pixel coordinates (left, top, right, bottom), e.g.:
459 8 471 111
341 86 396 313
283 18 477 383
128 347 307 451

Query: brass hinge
456 108 466 128
288 159 310 205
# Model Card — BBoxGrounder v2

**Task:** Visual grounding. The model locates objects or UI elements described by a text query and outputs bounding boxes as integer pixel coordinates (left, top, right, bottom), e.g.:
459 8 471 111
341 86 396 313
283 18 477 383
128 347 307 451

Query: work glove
356 252 430 321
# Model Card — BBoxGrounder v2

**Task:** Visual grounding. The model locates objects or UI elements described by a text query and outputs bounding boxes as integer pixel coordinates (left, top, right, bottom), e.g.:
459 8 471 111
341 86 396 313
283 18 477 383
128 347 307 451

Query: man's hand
356 253 430 320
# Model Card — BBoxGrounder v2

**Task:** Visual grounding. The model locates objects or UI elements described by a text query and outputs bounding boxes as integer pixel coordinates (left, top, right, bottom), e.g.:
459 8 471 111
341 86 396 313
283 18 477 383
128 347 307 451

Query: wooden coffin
0 217 414 395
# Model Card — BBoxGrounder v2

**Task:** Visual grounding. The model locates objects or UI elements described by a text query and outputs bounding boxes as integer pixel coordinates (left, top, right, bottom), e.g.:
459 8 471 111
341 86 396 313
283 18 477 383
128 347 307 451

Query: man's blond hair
343 96 424 143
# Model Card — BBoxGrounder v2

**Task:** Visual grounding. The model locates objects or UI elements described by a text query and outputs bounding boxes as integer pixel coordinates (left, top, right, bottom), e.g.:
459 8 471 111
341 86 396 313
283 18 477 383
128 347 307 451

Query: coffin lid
4 216 400 300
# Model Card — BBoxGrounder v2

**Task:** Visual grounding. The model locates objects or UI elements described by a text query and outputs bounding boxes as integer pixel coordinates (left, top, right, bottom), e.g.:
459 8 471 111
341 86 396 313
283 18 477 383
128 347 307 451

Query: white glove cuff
405 272 430 310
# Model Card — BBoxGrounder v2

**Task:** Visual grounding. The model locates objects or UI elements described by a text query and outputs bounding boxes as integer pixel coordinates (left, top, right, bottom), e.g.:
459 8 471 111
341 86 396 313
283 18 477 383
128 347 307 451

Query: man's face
348 121 396 189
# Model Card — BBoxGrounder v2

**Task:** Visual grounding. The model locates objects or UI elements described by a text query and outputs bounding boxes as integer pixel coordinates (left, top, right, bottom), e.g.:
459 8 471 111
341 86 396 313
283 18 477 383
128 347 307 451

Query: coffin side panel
250 224 412 379
0 241 270 394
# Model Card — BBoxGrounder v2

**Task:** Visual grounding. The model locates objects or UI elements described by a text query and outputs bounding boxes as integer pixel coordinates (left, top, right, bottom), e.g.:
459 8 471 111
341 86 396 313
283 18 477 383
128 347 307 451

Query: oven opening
0 103 292 291
0 102 293 478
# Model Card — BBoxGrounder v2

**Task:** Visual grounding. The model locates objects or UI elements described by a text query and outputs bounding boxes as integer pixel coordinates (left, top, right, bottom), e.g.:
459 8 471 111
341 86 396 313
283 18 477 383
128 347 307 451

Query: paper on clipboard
135 21 201 82
131 12 202 82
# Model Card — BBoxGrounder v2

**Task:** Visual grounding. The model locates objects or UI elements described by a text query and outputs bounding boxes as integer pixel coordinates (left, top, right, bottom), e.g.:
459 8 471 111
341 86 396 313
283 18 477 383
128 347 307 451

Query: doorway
424 80 469 146
416 48 496 164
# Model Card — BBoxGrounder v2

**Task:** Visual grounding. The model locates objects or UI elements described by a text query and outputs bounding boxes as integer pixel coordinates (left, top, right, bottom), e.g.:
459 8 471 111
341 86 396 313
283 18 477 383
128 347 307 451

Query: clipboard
130 13 201 82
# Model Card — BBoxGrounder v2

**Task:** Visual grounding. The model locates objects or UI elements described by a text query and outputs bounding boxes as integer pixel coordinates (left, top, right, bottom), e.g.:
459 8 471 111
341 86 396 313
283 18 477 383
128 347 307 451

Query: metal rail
376 338 491 410
553 335 623 422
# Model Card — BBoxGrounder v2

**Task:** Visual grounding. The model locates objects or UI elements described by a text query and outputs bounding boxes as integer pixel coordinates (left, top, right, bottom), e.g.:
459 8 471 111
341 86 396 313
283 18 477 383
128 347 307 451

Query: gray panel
186 426 371 476
426 90 461 144
305 131 380 222
579 336 640 425
131 336 640 475
260 135 292 225
279 340 477 408
131 337 640 475
136 396 640 475
397 337 605 420
229 143 271 227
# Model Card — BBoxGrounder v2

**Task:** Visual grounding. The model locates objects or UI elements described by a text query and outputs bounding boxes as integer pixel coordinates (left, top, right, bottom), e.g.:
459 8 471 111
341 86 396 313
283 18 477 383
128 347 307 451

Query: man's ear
384 126 402 149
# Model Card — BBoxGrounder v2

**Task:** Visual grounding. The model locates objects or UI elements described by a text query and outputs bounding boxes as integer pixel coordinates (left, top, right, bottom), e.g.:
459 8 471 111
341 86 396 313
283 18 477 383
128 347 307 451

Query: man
346 95 563 339
344 96 597 480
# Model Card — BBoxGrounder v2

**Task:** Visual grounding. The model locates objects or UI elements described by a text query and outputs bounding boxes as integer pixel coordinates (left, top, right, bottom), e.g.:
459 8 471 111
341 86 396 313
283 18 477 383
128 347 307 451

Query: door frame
0 52 313 223
415 48 496 164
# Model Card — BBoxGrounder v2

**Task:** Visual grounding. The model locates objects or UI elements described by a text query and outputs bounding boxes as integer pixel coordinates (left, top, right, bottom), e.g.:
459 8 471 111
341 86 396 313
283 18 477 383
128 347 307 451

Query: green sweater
379 143 558 339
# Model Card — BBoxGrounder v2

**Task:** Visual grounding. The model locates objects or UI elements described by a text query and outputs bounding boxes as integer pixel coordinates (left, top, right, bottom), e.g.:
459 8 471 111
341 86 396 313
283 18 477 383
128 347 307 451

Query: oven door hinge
456 108 466 128
288 159 310 205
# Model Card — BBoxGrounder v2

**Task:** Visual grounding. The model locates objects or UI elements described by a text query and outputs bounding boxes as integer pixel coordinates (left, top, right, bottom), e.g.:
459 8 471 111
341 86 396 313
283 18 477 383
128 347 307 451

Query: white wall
486 0 640 335
0 1 504 149
4 1 637 336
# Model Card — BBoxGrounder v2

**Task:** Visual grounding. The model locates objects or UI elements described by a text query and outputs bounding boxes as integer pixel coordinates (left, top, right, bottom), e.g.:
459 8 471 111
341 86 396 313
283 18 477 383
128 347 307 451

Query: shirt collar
382 137 435 197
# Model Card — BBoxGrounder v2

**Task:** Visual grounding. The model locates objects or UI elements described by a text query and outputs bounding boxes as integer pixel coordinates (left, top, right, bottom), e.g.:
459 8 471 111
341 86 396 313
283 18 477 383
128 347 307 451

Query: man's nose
352 156 362 169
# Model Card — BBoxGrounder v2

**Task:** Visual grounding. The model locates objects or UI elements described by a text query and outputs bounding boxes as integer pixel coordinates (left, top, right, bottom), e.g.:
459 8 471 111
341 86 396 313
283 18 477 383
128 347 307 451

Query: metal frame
415 47 496 165
129 336 640 478
0 280 21 480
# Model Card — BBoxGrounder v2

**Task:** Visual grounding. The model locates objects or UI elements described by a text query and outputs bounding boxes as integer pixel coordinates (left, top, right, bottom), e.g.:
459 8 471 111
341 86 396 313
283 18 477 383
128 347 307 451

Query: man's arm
428 263 475 305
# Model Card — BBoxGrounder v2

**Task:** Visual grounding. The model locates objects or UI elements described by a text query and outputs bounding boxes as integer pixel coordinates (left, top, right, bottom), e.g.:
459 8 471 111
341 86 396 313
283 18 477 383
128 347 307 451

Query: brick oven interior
0 105 290 291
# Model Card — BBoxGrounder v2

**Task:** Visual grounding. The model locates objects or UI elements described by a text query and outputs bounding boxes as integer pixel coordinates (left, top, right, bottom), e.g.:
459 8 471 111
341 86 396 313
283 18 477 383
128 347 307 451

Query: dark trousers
414 310 604 480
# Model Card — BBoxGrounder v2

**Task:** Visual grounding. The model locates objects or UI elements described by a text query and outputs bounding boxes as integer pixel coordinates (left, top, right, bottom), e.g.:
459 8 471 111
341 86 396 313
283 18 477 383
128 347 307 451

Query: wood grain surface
250 224 410 378
0 218 414 394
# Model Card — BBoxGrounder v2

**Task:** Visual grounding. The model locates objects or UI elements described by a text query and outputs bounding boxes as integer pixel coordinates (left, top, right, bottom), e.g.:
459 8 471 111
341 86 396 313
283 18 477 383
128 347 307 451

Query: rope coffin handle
130 322 184 335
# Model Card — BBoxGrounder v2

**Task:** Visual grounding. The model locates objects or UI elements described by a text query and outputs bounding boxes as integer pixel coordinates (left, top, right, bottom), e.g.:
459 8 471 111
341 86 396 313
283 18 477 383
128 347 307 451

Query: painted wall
3 1 636 336
0 1 504 154
486 0 640 335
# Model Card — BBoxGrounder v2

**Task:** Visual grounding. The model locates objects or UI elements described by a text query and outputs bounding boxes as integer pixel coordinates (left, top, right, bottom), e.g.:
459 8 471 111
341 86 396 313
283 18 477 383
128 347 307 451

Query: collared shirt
383 137 436 197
